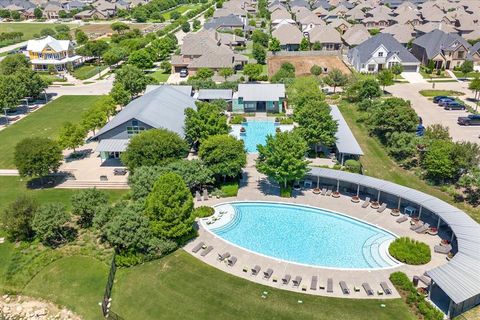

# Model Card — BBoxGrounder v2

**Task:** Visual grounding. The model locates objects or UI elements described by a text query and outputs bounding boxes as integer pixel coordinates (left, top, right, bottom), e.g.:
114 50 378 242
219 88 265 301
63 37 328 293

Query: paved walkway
0 169 19 176
185 160 448 299
401 72 427 84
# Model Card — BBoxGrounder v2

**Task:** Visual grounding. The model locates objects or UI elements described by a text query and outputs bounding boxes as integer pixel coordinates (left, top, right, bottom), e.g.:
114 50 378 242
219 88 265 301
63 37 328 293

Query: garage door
403 65 418 72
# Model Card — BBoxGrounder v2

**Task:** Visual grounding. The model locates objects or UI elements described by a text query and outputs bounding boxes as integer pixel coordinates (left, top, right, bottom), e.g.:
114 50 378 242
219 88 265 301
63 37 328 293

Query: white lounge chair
377 203 387 213
410 221 424 231
361 197 370 208
191 242 205 253
415 223 430 233
310 276 318 290
396 215 408 223
434 244 452 254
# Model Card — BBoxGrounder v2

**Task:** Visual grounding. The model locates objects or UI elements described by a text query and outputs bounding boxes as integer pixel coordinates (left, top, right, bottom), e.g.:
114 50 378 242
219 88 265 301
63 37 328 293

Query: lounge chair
434 244 452 254
293 276 302 287
321 188 327 196
361 197 371 208
201 246 213 257
203 188 209 200
326 189 332 196
396 215 408 223
196 191 202 201
415 223 430 234
327 278 333 293
339 281 350 295
282 274 291 285
419 275 431 286
191 241 205 253
377 203 387 213
251 265 261 276
362 283 374 296
410 221 424 231
263 268 273 279
227 256 237 266
218 252 230 261
380 282 392 295
310 276 318 290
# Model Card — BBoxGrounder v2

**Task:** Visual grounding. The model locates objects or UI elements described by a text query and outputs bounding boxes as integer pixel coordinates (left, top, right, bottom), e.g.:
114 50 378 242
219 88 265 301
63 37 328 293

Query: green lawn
419 69 451 79
151 69 170 82
0 23 75 42
453 71 480 78
419 89 465 97
0 95 102 168
39 73 67 84
73 64 107 80
339 101 480 222
0 176 127 212
162 4 201 19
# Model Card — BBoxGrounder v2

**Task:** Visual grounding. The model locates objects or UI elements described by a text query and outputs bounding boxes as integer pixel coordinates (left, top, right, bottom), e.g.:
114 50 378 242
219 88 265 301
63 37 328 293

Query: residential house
93 85 197 163
307 25 342 51
312 6 329 18
414 22 457 36
381 23 415 45
43 2 62 19
467 42 480 68
204 14 245 31
362 11 391 29
26 36 84 71
328 18 351 34
347 33 420 72
271 18 296 28
232 84 286 113
297 14 325 33
213 6 248 25
272 23 303 51
74 8 109 19
419 5 445 23
271 8 291 20
411 29 477 69
196 89 233 109
344 6 366 22
342 24 370 47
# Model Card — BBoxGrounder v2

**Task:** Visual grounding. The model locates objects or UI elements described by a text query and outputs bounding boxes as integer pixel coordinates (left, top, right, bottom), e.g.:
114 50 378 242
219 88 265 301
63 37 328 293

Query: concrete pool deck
185 158 449 299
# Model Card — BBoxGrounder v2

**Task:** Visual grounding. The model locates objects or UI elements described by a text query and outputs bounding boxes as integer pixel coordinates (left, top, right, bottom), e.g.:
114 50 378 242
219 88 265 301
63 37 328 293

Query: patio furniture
362 283 374 296
218 252 230 261
191 241 205 253
321 188 327 195
196 191 202 201
380 282 392 295
282 274 291 285
327 278 333 293
201 246 213 257
326 188 333 196
113 168 127 175
415 223 430 234
251 265 261 276
377 203 387 213
304 179 312 188
310 276 318 290
396 215 408 223
293 276 302 287
263 268 273 279
227 256 237 266
339 281 350 295
410 221 424 231
203 188 209 201
434 244 452 254
361 197 371 208
419 275 431 286
404 206 417 216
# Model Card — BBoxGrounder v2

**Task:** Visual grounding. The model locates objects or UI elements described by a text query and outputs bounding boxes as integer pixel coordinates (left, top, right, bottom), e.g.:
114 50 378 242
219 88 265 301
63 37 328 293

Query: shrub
389 237 431 265
280 185 292 197
230 115 245 124
278 117 294 124
344 159 361 173
220 181 239 197
194 206 215 218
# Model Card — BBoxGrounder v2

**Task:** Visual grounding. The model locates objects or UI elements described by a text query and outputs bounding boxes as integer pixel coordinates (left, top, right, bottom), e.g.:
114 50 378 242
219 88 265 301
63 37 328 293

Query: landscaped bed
73 64 107 80
419 90 464 97
389 237 431 265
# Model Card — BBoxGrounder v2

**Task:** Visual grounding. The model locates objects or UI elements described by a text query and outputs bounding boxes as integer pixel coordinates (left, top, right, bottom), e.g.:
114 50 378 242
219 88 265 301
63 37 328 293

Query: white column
437 216 441 229
377 190 381 202
336 179 339 192
418 206 423 219
397 198 401 210
356 184 360 197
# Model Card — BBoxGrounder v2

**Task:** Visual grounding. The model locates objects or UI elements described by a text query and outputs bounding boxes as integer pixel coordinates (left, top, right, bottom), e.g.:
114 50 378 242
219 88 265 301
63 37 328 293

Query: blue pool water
239 121 276 153
209 202 398 269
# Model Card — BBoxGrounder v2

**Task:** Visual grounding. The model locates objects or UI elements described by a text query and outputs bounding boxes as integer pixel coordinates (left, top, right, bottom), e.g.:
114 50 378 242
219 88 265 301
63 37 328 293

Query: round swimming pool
204 202 400 269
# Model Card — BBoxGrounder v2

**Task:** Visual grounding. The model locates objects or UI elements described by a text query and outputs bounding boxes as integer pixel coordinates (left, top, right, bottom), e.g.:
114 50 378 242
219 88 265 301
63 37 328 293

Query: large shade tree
184 101 229 145
1 195 37 241
14 137 62 179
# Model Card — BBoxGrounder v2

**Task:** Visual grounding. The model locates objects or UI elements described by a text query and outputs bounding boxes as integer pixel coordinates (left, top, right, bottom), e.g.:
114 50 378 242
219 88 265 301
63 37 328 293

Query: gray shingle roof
197 89 233 100
93 85 196 139
351 33 419 64
413 29 471 60
237 84 285 101
204 14 244 30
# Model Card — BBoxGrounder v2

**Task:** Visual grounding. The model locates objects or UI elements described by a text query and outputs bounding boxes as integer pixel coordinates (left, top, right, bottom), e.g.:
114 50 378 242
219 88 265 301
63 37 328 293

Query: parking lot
388 82 480 143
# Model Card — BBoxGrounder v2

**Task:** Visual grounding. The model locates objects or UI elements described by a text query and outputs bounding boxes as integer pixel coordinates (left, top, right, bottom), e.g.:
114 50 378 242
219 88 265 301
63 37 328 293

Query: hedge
194 206 214 218
389 237 431 265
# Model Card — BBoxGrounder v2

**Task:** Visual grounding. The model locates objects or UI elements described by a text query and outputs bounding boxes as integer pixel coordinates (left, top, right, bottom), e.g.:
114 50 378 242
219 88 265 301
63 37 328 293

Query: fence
101 252 124 320
268 50 343 58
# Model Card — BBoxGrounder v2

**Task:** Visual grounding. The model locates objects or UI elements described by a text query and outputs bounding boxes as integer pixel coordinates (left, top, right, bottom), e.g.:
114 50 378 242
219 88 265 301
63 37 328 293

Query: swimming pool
236 120 276 153
206 202 399 269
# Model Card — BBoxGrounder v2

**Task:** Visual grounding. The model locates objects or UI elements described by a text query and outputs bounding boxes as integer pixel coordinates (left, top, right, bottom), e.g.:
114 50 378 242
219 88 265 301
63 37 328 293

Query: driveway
401 72 427 84
388 82 480 143
167 72 187 84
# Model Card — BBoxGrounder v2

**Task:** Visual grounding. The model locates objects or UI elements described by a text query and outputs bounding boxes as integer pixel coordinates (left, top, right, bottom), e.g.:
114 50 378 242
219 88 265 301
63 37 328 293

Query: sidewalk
0 169 19 176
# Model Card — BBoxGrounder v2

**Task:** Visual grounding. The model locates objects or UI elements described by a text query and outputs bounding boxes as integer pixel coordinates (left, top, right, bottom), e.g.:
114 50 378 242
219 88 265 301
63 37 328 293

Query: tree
310 65 322 76
0 75 23 112
287 76 323 108
121 129 189 171
193 19 201 30
132 6 147 22
386 131 418 164
193 67 214 80
14 137 62 179
219 68 234 80
71 188 109 227
252 43 266 64
312 41 322 50
32 203 71 246
268 37 281 52
458 168 480 206
299 37 310 51
164 159 214 191
424 124 451 141
145 172 194 240
128 49 154 69
170 11 181 20
110 83 131 107
377 69 394 91
102 47 127 66
114 65 150 97
252 30 269 47
256 131 310 188
81 105 107 134
161 61 172 74
58 122 86 152
184 101 229 145
1 195 37 241
358 78 382 100
34 7 43 19
242 63 263 81
75 29 88 45
468 76 480 111
199 134 247 178
55 25 70 33
15 69 48 99
111 22 130 34
271 63 296 83
0 54 29 74
460 60 474 79
323 68 348 93
422 140 456 183
10 11 21 20
391 64 403 79
294 100 338 149
78 40 109 62
40 28 56 37
181 22 191 32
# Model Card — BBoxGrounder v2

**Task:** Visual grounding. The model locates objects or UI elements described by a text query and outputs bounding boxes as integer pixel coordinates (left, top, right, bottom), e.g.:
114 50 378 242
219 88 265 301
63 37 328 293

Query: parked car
444 101 466 110
458 114 480 125
433 96 453 103
438 98 455 106
180 69 189 78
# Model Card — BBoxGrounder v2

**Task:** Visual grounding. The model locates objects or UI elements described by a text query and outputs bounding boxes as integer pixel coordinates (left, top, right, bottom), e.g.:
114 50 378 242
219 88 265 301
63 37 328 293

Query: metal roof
237 84 285 102
330 105 364 156
197 89 233 100
308 167 480 304
96 139 129 152
144 84 192 96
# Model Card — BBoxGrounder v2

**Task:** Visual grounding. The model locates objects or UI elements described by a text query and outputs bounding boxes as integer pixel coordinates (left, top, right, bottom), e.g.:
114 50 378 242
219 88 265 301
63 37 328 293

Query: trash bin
413 276 419 286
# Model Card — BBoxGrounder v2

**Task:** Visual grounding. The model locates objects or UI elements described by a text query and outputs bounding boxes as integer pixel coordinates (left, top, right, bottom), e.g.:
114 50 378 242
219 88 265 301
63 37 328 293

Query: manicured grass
338 101 480 222
453 71 480 78
111 250 414 320
220 181 239 197
0 231 14 288
162 4 201 19
23 256 108 320
73 64 107 80
419 89 464 97
151 69 170 82
0 23 75 42
39 73 66 84
0 95 102 168
419 69 451 79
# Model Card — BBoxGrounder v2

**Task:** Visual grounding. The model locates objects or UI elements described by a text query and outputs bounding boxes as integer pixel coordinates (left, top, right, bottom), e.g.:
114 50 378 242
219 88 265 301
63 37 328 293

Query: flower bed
389 237 431 265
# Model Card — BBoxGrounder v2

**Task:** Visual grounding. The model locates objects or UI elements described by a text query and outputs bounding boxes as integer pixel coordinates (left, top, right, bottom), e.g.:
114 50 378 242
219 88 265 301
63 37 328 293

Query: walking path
0 40 28 54
0 169 19 176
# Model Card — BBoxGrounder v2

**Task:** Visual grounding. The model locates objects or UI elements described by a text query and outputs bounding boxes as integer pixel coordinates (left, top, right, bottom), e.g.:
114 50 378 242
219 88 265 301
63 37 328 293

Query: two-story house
25 36 84 71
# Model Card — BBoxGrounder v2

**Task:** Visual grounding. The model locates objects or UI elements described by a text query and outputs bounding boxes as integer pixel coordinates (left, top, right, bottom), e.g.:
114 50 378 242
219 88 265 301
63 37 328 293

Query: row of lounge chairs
195 189 209 201
191 241 213 257
319 188 333 196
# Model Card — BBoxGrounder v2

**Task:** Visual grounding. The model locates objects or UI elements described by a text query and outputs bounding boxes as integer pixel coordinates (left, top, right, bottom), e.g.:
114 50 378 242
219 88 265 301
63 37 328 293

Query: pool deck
185 156 449 299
